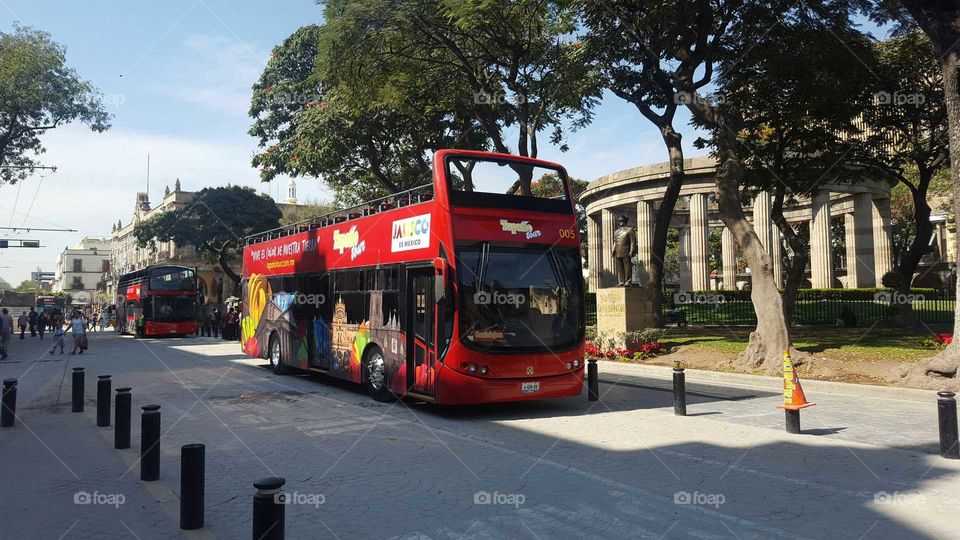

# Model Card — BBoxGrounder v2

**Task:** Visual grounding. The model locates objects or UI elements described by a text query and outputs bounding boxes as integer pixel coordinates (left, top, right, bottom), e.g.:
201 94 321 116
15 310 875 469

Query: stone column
601 209 616 288
689 193 710 291
678 225 693 291
848 193 877 288
721 226 737 290
636 201 655 287
872 197 893 286
587 213 601 291
752 191 782 287
809 190 834 289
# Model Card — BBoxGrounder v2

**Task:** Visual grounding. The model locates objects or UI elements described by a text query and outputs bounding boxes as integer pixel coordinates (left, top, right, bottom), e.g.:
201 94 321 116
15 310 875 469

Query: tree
531 172 589 258
250 23 485 205
869 0 960 388
858 31 948 325
15 279 39 291
322 0 599 164
133 186 281 284
715 19 875 324
0 25 110 184
580 1 700 323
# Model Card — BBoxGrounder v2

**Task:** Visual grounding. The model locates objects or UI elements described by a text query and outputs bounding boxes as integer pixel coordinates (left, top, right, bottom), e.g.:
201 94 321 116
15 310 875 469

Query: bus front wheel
363 346 394 403
268 334 289 375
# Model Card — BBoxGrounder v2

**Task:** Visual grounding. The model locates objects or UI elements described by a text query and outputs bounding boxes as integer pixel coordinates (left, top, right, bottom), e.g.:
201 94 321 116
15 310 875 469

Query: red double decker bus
241 150 585 404
116 265 199 337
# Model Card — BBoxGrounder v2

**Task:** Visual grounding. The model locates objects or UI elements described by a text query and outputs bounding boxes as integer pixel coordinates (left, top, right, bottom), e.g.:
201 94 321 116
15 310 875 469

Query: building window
102 259 110 272
72 259 83 272
71 276 83 290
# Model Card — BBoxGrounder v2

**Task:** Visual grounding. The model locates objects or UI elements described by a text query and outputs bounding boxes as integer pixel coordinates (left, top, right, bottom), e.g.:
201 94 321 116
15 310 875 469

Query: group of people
0 308 92 360
198 307 241 341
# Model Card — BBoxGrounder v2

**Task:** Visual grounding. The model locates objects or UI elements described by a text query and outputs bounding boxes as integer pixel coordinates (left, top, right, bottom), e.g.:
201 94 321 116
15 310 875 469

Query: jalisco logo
333 226 360 255
392 214 431 252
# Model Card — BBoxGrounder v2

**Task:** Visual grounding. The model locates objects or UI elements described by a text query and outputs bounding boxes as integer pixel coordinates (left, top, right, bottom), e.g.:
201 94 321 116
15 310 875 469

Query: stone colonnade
582 158 894 291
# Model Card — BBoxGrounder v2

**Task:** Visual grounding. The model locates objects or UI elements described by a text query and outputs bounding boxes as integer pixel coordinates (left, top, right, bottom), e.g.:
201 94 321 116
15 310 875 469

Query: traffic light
21 240 40 248
0 240 6 248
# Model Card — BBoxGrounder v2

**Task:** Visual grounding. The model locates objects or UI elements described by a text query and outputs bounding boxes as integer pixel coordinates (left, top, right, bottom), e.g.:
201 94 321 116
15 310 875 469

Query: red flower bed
935 333 953 345
585 341 665 360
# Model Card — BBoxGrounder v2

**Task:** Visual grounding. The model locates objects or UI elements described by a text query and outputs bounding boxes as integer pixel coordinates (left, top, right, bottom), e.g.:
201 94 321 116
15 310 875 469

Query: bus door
406 267 438 397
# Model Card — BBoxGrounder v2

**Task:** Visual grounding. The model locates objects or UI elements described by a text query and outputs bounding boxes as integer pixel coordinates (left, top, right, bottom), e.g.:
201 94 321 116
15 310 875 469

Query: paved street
0 332 958 539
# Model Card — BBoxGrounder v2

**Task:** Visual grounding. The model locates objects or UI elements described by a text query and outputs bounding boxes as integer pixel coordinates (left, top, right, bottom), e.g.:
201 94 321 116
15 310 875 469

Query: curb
598 361 936 403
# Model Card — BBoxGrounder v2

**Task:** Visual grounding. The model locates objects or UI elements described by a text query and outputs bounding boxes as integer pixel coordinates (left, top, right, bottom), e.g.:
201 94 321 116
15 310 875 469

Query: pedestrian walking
69 311 87 355
49 320 65 355
28 307 38 337
0 308 13 360
209 308 221 338
17 311 27 339
98 312 107 332
37 311 47 340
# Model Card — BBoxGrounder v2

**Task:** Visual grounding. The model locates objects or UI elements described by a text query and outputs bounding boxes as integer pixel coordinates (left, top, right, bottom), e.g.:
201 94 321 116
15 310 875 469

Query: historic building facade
53 237 112 306
580 156 956 291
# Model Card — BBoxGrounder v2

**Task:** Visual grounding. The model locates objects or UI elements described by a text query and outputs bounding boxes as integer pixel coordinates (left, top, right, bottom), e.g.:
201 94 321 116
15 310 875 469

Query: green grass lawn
659 326 942 362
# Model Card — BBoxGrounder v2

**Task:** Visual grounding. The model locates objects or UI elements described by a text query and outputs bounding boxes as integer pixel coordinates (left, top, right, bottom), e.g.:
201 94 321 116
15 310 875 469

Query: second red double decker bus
116 264 199 337
241 150 585 404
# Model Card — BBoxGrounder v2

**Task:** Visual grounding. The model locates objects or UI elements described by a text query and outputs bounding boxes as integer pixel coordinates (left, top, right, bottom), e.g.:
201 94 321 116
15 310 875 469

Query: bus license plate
521 382 540 393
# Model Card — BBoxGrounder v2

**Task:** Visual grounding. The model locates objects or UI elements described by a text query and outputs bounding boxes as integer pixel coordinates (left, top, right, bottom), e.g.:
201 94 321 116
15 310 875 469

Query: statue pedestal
595 287 657 342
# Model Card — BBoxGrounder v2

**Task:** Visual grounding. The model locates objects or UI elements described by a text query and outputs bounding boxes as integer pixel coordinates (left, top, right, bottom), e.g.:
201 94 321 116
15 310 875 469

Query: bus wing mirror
433 257 447 303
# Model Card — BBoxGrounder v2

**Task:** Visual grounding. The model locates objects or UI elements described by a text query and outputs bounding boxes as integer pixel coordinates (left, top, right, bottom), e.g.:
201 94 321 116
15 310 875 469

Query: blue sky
0 1 887 285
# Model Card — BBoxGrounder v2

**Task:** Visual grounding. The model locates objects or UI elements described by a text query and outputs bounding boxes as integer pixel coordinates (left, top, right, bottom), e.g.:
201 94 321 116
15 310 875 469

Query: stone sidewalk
0 333 958 539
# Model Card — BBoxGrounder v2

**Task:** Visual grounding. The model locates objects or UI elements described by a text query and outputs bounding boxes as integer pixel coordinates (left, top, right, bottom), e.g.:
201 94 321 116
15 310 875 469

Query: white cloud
0 124 333 284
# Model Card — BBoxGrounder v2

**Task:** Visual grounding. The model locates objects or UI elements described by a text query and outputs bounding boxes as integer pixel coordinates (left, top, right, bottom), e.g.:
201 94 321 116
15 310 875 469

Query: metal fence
584 290 956 327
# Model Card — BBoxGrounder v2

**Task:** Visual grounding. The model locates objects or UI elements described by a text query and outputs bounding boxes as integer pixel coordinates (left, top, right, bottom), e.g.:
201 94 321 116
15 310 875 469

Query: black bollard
673 366 687 416
785 410 801 434
253 477 286 540
140 404 161 481
96 375 111 427
937 392 959 459
1 378 17 427
71 367 85 412
115 388 132 449
180 444 205 530
587 358 599 402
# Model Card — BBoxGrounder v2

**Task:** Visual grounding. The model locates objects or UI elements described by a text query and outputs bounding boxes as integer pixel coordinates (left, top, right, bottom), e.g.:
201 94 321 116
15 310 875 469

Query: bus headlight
573 359 580 369
565 362 572 370
479 365 488 375
468 363 477 374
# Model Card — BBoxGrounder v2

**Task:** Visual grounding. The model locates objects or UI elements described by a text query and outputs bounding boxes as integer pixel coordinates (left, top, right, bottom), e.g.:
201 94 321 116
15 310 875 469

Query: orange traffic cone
776 350 814 410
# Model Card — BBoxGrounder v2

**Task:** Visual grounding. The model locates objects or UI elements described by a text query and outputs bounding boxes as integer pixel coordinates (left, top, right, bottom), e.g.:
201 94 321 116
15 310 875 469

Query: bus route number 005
558 228 576 239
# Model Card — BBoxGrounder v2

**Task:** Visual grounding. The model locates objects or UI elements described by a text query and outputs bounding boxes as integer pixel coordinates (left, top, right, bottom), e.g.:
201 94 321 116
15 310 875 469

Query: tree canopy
0 25 110 184
133 186 281 284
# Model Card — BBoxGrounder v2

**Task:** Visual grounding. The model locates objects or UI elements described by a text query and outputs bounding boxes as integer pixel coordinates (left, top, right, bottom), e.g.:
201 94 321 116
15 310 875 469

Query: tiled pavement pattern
0 332 958 539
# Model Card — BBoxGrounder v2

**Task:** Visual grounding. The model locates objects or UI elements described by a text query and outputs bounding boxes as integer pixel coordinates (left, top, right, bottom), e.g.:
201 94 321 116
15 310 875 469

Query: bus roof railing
245 182 434 245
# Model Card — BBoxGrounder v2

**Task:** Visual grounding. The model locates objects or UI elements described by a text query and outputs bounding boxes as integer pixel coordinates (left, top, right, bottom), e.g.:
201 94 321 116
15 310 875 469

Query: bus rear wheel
363 346 394 402
268 334 289 375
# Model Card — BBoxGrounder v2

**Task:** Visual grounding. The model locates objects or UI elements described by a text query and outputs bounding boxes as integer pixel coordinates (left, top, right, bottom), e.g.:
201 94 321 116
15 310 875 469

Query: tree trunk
771 186 807 326
218 250 241 285
899 5 960 388
648 129 687 327
894 191 933 327
713 136 791 373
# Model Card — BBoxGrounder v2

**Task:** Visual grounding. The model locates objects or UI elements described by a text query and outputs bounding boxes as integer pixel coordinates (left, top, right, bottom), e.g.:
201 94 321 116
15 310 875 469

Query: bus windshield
456 243 583 352
150 295 197 323
149 267 196 291
445 156 572 212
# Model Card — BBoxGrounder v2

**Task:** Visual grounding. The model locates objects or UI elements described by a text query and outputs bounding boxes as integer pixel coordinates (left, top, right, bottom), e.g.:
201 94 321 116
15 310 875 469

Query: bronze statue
612 215 637 286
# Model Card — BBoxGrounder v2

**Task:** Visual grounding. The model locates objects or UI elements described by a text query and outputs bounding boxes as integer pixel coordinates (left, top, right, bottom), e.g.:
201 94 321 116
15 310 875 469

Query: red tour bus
116 264 199 337
241 150 585 404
